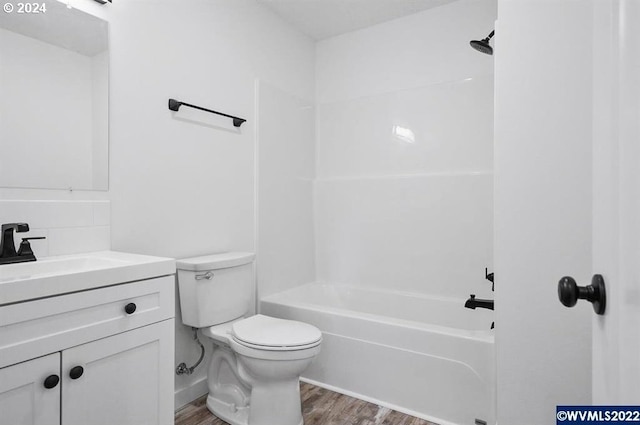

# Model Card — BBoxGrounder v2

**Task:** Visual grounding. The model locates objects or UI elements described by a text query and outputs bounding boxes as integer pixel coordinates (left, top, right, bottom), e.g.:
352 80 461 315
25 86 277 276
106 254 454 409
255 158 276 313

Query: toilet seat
231 337 321 351
231 314 322 351
202 315 322 352
229 336 322 362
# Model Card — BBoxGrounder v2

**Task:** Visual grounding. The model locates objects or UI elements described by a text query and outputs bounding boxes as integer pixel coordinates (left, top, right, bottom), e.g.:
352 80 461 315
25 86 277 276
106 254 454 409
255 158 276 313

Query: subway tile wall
0 200 110 257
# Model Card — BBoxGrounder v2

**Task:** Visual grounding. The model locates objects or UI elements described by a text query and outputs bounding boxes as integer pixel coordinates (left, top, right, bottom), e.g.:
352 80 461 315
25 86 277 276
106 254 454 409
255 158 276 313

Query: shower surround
315 0 495 307
256 1 497 424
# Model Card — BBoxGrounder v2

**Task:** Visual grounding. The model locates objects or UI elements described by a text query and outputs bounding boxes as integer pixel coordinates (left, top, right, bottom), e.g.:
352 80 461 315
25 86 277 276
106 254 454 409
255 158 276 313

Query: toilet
176 252 322 425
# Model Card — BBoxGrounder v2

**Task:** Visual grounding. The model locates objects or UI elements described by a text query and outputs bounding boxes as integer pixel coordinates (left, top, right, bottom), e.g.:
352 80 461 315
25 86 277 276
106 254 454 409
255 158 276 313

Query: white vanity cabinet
61 320 174 425
0 254 176 425
0 353 61 425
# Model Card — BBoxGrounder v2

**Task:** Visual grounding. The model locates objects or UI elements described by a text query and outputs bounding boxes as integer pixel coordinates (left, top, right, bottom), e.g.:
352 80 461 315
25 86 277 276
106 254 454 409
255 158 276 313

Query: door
61 320 174 425
495 2 640 422
494 1 594 423
0 353 61 425
591 0 640 403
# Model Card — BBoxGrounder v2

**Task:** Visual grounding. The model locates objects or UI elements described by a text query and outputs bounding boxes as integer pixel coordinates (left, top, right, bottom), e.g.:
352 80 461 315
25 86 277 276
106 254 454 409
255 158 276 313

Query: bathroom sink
0 256 129 281
0 251 175 305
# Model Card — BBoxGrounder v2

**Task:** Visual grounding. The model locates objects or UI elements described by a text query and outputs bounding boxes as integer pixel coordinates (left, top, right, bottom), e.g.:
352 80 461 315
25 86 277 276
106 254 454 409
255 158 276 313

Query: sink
0 256 130 282
0 251 175 305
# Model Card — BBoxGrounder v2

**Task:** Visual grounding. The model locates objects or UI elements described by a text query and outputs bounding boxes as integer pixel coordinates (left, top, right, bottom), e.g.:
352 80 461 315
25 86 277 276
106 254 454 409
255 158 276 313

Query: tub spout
465 294 494 310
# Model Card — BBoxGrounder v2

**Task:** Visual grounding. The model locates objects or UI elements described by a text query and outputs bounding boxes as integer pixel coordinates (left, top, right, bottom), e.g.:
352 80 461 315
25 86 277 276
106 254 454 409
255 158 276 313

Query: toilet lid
231 315 322 349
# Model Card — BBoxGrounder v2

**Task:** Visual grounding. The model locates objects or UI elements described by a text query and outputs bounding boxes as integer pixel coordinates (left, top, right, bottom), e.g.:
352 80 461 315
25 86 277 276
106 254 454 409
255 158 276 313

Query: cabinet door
61 319 174 425
0 353 61 425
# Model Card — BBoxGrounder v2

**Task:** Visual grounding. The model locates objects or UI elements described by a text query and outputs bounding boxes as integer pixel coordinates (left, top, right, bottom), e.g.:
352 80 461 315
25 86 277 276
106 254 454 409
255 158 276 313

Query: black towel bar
168 98 246 127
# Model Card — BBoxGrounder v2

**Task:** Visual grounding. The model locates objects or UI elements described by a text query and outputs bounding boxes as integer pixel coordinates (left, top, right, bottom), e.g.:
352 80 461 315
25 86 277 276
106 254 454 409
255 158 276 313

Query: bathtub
260 283 495 425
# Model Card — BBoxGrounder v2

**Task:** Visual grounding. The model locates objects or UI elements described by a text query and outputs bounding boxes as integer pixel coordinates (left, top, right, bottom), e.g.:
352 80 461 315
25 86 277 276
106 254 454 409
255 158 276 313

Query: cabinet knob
69 366 84 380
124 303 137 315
43 374 60 389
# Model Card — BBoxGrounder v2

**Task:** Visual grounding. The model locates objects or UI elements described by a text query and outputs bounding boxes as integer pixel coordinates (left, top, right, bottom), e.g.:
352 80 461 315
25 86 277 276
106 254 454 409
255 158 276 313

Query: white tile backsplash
0 200 94 228
92 201 111 226
48 225 110 256
0 200 110 257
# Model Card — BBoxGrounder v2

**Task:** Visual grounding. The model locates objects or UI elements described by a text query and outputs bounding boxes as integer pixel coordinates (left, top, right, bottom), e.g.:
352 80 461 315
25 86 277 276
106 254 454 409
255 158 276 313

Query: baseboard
174 377 208 411
300 377 458 425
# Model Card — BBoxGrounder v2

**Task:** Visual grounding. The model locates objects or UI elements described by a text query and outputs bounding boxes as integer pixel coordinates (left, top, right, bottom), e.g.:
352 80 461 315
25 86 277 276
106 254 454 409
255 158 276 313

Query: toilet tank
176 252 255 328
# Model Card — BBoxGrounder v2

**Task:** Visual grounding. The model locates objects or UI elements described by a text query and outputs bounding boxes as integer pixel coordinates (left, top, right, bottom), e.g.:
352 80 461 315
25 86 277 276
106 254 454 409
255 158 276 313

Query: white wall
494 1 593 423
592 0 640 404
316 0 495 104
0 0 315 408
102 0 315 407
315 0 496 299
256 81 316 300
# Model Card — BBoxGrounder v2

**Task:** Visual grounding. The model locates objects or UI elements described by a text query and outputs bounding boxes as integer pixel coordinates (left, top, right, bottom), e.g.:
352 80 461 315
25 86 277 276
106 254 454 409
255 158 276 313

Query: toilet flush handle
195 271 214 280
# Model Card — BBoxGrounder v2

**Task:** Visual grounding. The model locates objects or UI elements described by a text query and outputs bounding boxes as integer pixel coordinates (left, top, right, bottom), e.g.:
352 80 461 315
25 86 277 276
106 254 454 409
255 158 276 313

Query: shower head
470 30 494 55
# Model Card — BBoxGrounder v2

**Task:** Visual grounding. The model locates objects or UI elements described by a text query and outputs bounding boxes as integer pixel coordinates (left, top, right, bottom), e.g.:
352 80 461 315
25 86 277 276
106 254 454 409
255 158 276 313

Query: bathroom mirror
0 0 109 190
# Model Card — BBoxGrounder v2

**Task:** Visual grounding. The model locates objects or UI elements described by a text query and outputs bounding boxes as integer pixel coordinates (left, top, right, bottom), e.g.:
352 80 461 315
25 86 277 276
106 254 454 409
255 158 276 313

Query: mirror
0 0 109 190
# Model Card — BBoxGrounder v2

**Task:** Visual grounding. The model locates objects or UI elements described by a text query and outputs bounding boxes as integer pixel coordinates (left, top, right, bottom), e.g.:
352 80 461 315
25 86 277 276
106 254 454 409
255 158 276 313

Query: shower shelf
168 98 247 127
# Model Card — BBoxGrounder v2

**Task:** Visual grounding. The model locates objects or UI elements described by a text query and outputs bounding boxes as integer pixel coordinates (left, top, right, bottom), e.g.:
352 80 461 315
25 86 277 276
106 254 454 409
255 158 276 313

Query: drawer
0 276 174 368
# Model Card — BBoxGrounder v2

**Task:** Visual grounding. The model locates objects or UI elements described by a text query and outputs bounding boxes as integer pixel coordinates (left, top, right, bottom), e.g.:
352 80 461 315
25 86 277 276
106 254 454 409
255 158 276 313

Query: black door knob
43 374 60 389
69 366 84 380
124 303 137 314
558 274 606 315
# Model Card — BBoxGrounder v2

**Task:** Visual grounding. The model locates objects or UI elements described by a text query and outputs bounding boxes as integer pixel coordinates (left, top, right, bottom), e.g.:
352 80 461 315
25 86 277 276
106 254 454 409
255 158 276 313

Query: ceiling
0 0 107 56
257 0 460 40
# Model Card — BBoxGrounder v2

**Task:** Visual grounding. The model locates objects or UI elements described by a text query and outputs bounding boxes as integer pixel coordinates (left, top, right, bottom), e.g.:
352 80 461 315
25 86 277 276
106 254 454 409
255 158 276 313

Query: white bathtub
260 283 495 425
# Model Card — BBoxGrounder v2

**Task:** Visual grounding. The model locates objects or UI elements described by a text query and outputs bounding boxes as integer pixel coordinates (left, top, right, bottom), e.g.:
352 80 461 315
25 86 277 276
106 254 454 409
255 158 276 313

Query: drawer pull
69 366 84 380
124 303 137 314
43 374 60 389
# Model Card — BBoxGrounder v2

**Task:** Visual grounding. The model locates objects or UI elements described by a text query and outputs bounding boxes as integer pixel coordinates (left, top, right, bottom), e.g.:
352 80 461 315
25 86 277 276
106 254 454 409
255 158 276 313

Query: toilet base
246 379 305 425
207 393 303 425
200 320 320 425
206 395 250 425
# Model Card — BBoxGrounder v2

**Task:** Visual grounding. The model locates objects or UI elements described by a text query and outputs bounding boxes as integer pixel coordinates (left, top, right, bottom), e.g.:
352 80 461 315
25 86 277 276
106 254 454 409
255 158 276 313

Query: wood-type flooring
175 382 439 425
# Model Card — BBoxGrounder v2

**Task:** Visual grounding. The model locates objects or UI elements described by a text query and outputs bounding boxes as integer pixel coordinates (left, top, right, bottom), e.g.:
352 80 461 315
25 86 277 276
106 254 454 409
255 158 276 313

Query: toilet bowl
176 253 322 425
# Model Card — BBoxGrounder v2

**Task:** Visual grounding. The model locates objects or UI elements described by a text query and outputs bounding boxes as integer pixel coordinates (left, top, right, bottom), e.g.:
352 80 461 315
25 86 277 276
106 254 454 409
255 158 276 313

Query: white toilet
176 252 322 425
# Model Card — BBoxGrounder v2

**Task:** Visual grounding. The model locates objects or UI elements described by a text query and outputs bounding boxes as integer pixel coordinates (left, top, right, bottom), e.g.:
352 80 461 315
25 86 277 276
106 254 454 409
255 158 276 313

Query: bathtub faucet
464 294 494 310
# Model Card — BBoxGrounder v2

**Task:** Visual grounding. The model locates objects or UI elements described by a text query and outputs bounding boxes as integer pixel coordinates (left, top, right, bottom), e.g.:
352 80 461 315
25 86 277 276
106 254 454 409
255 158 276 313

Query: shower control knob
557 274 606 315
124 303 137 314
69 366 84 380
43 374 60 389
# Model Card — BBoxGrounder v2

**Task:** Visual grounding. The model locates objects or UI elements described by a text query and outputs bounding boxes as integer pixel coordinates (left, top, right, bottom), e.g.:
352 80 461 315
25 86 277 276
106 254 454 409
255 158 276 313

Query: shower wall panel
315 0 496 298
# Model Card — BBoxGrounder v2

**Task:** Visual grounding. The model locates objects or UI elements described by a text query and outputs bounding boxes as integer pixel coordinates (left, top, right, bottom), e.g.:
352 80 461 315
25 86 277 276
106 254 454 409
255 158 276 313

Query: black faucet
485 267 494 291
464 294 494 310
0 223 44 265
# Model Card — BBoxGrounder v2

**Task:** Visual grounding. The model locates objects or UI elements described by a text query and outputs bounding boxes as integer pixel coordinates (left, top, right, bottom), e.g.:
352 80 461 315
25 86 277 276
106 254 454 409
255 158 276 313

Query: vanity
0 251 176 425
0 3 176 423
